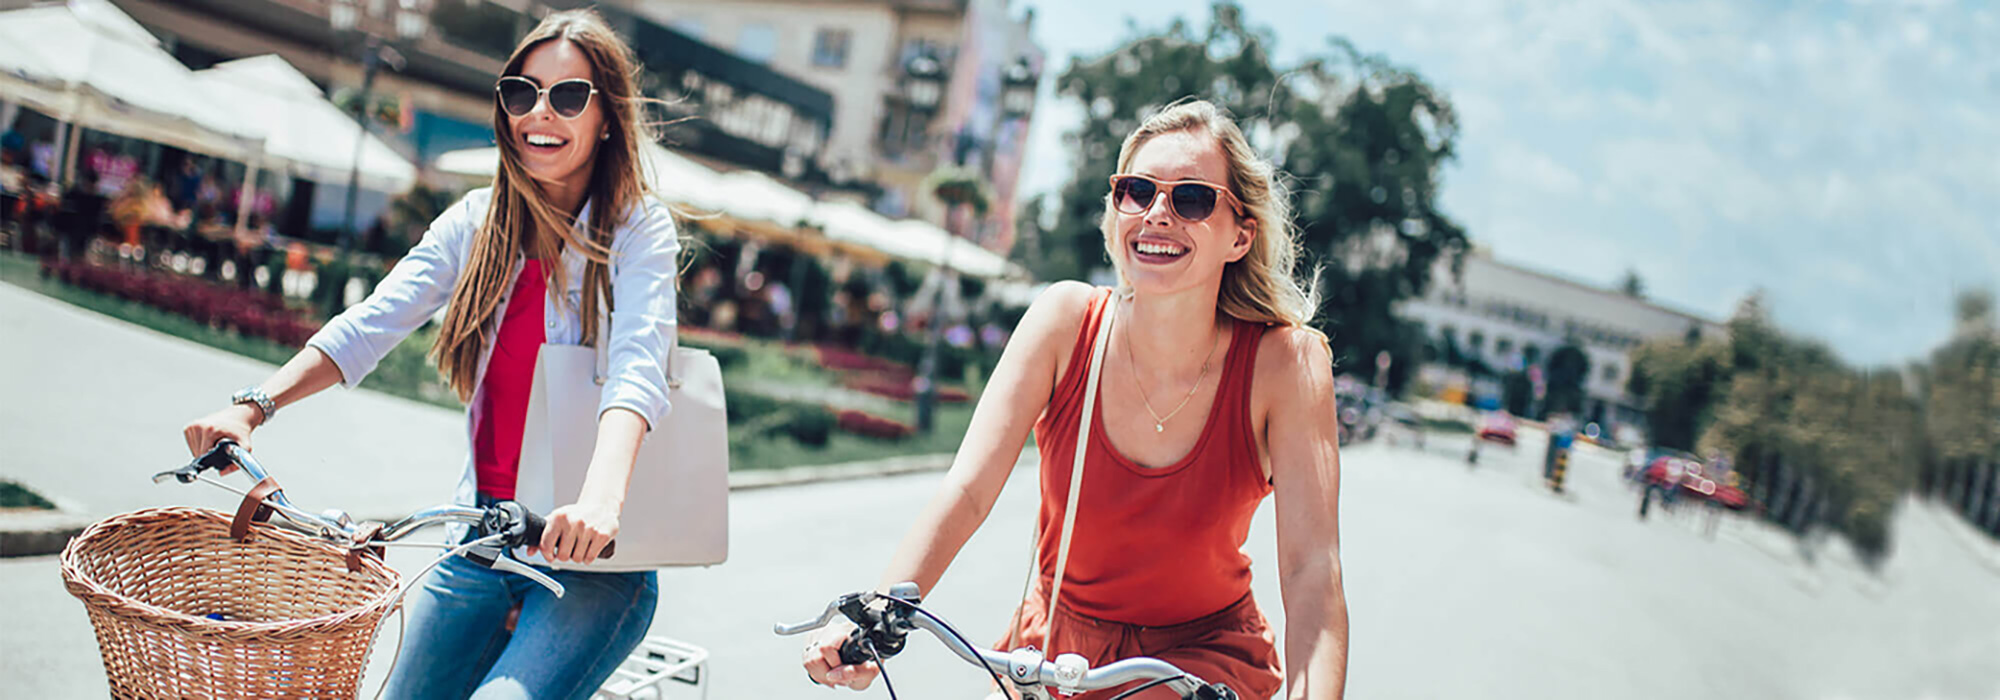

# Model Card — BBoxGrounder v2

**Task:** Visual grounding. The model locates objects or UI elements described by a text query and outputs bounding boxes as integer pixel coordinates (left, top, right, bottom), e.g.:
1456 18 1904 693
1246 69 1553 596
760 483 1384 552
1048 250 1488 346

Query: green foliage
1501 370 1532 417
0 479 56 510
923 166 993 216
1668 296 1931 560
1047 2 1467 392
1619 269 1646 298
1545 343 1591 417
383 184 459 254
1627 336 1729 453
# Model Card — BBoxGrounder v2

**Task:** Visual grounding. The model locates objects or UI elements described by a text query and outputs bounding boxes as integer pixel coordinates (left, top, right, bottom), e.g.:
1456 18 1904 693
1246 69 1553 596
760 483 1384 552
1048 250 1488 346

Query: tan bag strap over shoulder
1046 289 1117 642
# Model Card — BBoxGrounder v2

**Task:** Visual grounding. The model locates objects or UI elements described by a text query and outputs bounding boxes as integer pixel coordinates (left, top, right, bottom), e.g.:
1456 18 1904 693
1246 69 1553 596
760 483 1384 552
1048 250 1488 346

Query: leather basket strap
230 476 284 541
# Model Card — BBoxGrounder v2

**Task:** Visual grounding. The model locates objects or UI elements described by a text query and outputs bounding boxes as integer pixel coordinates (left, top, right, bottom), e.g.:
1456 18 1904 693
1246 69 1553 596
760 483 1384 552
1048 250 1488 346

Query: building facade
608 0 1044 250
1396 249 1730 429
43 0 846 242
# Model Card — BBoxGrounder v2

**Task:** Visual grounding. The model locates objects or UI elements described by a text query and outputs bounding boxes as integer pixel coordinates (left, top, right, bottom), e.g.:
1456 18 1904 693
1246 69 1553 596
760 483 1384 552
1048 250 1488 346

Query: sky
1011 0 2000 368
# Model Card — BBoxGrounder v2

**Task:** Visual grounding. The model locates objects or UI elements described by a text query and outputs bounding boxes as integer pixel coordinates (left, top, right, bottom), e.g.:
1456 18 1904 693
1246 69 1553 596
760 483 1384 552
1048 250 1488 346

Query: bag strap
1046 289 1117 642
590 280 682 390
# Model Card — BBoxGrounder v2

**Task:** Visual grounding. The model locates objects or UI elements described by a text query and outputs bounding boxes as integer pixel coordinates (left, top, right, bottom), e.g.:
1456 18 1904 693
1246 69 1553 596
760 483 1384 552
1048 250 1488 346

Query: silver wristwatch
231 387 277 423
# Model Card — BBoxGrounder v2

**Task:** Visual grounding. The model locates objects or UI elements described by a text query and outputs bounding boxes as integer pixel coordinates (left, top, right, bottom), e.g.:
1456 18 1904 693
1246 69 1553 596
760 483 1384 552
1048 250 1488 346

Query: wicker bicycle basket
60 506 403 699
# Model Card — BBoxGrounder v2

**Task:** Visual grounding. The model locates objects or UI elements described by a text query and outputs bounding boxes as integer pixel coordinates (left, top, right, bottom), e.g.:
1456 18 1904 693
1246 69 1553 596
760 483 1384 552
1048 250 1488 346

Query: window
1468 331 1485 354
1496 338 1513 356
812 28 850 69
736 23 777 64
1603 363 1619 382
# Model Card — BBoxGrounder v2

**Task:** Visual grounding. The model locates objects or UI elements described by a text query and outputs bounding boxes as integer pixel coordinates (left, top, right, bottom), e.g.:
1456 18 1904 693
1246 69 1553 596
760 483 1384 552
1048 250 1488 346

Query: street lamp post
329 0 421 309
911 54 1037 433
902 53 949 433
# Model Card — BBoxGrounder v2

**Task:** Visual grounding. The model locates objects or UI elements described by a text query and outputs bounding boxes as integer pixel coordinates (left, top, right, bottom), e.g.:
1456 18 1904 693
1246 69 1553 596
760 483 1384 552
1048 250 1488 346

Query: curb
0 452 1021 557
0 510 94 559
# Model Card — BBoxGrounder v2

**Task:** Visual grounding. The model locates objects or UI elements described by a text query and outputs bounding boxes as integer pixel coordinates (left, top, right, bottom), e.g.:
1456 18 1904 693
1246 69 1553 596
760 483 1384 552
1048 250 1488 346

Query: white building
1396 249 1729 427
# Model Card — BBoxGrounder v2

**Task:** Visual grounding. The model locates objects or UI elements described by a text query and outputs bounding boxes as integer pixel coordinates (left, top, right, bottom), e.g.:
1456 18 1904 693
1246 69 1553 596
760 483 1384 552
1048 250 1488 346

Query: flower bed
842 374 970 403
815 346 915 376
836 410 916 441
42 259 321 347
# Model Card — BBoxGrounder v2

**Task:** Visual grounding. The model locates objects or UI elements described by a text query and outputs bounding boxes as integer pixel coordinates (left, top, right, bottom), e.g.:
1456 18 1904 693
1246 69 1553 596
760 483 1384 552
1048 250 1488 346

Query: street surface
4 282 1999 699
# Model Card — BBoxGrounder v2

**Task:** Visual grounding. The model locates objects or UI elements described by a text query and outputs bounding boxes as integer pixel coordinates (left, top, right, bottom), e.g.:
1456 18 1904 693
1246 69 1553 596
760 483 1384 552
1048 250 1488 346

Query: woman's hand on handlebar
535 500 619 564
802 619 878 690
182 404 262 461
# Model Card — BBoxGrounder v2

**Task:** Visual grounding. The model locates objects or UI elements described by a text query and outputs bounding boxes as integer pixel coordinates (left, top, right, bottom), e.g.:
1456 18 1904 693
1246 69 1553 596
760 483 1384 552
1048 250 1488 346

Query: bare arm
1266 330 1349 700
539 406 647 563
180 346 347 455
805 281 1094 690
874 282 1092 594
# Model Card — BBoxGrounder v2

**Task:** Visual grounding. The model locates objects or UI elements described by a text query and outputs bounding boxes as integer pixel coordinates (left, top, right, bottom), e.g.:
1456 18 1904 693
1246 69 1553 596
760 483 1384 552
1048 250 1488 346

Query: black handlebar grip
520 509 547 548
516 509 616 559
838 628 872 666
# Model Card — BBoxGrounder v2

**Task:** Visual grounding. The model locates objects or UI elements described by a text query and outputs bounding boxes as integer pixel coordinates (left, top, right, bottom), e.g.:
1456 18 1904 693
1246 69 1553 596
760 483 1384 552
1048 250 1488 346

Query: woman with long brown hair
180 10 679 698
802 99 1349 698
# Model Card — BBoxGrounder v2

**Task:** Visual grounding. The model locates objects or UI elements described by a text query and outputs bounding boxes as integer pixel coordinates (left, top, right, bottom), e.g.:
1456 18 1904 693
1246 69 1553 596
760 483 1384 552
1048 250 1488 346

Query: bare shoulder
1255 325 1336 406
1009 281 1101 384
1016 281 1099 348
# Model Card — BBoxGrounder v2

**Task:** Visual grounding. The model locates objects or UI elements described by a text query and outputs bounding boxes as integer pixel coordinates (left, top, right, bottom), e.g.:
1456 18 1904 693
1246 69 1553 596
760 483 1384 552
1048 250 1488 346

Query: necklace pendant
1155 423 1165 433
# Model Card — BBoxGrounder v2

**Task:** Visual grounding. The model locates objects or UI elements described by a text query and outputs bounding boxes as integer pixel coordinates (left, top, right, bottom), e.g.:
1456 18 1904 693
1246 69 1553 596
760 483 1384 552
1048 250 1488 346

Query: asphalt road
5 281 2000 699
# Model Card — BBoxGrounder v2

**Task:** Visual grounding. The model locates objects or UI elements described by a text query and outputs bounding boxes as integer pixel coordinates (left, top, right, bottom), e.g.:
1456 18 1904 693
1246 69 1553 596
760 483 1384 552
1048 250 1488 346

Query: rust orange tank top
1032 289 1273 627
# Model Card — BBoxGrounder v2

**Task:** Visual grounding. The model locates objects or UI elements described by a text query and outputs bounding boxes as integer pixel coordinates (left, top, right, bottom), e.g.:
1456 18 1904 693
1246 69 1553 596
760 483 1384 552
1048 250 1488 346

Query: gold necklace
1124 317 1222 433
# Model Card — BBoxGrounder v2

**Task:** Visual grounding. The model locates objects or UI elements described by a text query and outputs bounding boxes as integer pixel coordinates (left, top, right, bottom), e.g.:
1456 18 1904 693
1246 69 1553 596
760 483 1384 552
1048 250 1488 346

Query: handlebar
155 441 615 597
775 584 1236 699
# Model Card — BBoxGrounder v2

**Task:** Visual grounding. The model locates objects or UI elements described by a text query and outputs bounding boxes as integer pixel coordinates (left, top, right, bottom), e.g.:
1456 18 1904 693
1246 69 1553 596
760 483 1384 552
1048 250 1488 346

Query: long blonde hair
432 9 655 402
1101 99 1324 341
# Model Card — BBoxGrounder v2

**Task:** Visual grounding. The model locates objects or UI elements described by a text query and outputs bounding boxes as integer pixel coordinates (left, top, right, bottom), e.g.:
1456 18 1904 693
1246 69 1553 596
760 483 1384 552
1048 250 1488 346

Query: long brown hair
432 9 655 402
1101 99 1325 344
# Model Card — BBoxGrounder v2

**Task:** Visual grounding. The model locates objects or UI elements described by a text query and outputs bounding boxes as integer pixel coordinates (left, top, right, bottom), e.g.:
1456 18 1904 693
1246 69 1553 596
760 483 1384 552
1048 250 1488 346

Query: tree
1619 268 1646 298
1046 2 1467 390
1501 369 1532 417
1627 335 1729 453
1544 342 1591 418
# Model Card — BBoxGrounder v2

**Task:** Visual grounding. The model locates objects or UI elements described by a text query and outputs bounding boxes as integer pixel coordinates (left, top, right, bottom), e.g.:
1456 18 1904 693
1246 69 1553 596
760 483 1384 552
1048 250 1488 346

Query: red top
1032 289 1273 627
473 259 546 500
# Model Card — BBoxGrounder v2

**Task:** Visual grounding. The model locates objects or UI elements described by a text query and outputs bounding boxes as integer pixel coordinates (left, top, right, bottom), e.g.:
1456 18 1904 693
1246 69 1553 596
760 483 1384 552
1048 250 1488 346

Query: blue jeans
380 548 658 700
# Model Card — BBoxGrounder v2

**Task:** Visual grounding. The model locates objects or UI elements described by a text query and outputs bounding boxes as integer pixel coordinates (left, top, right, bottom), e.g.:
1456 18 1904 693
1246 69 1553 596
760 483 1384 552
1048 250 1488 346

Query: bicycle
61 440 705 699
775 583 1239 700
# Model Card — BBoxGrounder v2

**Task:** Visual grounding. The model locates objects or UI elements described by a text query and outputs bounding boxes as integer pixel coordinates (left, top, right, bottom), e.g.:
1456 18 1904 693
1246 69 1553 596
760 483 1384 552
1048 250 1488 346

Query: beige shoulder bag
514 303 730 571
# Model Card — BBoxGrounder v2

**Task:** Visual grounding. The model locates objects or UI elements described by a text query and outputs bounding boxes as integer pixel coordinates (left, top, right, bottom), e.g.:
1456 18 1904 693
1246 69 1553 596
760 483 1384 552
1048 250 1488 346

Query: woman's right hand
182 404 262 457
800 618 879 691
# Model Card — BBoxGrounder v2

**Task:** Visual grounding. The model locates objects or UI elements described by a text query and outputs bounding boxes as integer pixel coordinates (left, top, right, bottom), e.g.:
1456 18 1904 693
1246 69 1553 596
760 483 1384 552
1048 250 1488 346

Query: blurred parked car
1634 449 1749 510
1475 412 1518 447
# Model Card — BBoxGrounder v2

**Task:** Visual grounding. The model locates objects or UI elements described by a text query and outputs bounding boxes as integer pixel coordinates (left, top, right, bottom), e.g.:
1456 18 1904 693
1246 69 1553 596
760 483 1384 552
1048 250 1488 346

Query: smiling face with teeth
503 39 608 209
1107 129 1257 298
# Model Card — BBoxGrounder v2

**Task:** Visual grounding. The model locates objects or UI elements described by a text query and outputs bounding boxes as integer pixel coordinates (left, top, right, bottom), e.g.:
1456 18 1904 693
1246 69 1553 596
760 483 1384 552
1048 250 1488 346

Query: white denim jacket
306 187 680 514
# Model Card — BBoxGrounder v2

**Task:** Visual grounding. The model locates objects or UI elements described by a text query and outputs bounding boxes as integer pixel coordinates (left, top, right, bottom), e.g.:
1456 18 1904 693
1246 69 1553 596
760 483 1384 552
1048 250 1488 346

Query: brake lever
462 543 566 598
153 441 237 484
151 462 202 485
773 595 852 636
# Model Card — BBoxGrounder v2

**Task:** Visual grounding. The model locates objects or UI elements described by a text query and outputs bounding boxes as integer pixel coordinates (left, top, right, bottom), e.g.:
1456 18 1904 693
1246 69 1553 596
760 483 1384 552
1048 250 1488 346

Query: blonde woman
181 10 678 699
803 100 1348 699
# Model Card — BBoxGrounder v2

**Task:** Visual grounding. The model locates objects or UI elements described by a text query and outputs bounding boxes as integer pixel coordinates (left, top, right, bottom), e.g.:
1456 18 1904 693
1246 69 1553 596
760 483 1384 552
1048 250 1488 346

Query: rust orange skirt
997 583 1282 699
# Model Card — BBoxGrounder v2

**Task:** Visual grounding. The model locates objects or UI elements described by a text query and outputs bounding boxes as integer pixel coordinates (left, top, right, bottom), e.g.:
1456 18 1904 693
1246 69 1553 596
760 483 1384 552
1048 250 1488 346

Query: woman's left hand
534 500 621 564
